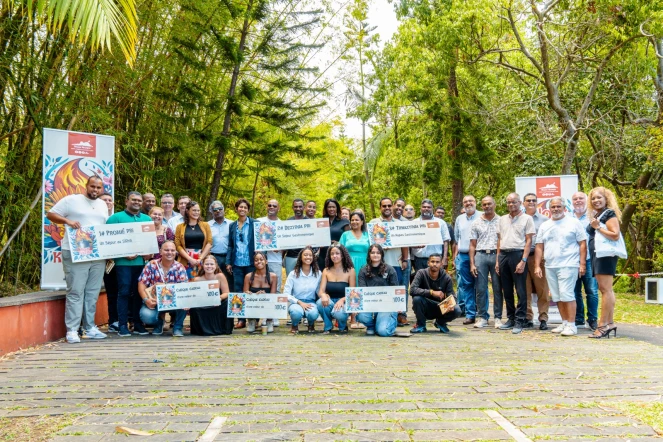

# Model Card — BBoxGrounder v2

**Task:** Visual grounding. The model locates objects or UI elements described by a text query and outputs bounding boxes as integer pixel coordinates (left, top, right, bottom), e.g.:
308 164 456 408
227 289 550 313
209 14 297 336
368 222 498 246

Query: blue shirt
233 221 250 266
411 216 451 258
454 210 483 253
209 218 230 255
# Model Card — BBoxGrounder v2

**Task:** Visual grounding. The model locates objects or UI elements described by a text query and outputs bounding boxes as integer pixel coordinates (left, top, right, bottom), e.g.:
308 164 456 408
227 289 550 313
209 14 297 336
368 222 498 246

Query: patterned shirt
470 215 501 251
138 259 188 287
234 220 251 267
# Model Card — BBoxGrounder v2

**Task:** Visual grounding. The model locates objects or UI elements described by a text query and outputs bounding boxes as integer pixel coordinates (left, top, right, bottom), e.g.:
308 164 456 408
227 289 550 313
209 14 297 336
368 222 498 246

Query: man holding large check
253 218 331 251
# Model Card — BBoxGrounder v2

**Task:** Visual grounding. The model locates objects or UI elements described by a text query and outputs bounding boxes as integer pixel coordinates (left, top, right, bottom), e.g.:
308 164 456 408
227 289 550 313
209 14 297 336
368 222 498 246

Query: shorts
545 267 579 303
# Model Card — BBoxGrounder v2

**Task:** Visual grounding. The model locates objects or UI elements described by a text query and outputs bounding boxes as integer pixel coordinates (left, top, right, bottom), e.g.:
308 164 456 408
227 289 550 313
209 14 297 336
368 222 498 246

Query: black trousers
412 296 461 327
212 253 234 290
498 250 528 324
103 265 118 324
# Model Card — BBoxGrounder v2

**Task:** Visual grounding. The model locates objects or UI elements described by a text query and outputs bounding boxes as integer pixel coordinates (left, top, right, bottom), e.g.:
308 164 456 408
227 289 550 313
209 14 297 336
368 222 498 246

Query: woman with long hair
587 187 622 338
175 201 212 280
317 198 350 269
191 255 234 335
243 252 278 333
150 206 175 259
356 245 400 336
316 244 356 333
284 247 321 334
340 211 370 328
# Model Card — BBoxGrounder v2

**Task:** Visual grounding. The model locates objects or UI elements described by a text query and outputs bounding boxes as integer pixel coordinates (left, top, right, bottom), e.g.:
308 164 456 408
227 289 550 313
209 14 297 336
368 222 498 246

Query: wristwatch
521 258 527 263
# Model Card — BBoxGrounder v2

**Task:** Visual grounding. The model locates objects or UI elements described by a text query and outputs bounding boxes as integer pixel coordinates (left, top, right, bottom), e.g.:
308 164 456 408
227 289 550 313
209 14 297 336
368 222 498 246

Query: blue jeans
574 258 599 323
395 264 410 314
140 305 186 329
357 312 398 337
116 265 144 328
317 298 349 331
232 265 255 293
288 303 320 326
456 253 477 319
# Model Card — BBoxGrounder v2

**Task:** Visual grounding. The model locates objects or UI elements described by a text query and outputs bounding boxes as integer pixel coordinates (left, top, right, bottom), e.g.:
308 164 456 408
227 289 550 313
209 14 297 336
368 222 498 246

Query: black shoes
539 320 548 330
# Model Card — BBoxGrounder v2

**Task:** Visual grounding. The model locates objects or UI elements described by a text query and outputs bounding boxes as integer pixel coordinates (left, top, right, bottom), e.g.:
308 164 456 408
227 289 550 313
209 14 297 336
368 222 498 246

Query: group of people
47 177 623 343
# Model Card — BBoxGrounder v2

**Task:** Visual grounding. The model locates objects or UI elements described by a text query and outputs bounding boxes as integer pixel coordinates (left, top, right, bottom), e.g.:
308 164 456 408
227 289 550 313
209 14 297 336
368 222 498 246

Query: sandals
290 326 299 335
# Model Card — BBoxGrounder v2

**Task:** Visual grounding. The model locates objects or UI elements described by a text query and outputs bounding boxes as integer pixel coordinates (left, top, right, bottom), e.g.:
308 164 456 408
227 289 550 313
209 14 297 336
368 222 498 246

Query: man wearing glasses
403 205 416 221
285 199 307 276
523 193 550 330
160 194 178 224
209 200 233 288
453 195 482 322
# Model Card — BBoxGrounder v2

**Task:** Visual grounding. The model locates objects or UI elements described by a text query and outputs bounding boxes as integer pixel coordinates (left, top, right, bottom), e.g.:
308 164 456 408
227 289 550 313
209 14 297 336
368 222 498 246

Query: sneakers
539 320 548 330
575 320 585 327
118 325 132 337
499 319 515 330
267 320 274 333
173 328 184 337
247 319 256 333
108 322 119 333
433 321 450 333
410 325 427 333
551 323 566 333
474 318 488 328
561 324 578 336
133 324 150 336
66 330 81 344
273 319 280 327
366 329 375 336
512 324 523 334
494 318 503 329
84 327 107 339
152 321 164 336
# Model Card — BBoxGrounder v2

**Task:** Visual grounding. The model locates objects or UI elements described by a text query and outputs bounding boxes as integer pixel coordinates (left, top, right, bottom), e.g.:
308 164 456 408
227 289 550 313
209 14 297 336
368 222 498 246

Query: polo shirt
497 213 535 250
454 210 483 253
411 216 451 258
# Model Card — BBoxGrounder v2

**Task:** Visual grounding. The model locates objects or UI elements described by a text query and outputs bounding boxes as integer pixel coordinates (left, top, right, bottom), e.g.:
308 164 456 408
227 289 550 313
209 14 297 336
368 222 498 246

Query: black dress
587 209 619 277
317 217 350 269
190 282 233 336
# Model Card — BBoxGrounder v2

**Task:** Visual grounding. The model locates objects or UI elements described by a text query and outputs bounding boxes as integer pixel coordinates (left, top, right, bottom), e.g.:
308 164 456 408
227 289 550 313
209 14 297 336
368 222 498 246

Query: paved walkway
1 319 662 441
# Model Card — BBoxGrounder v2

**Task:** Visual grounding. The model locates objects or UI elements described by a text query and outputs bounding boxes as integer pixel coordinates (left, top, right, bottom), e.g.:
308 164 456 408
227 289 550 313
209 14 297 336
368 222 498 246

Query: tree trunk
448 51 464 218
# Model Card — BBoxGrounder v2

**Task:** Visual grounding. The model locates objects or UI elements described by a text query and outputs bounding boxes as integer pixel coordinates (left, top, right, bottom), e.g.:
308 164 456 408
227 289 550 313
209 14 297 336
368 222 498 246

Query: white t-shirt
258 217 282 264
49 194 109 251
536 216 587 268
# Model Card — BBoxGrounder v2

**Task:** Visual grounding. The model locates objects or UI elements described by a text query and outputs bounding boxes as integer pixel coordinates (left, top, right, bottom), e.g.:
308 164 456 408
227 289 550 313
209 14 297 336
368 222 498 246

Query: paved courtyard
1 319 662 441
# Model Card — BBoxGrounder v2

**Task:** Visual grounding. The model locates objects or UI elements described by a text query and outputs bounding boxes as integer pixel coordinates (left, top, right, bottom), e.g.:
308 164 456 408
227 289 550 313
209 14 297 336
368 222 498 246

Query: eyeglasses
267 204 278 208
524 199 537 203
162 202 174 205
212 207 224 212
405 208 414 211
381 204 392 208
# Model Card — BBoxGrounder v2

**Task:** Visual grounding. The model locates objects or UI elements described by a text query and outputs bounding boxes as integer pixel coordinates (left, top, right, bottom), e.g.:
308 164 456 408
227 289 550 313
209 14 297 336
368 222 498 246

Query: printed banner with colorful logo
344 286 407 313
42 129 115 289
155 281 222 311
226 293 289 319
367 221 443 249
65 222 158 263
515 175 578 217
254 218 331 251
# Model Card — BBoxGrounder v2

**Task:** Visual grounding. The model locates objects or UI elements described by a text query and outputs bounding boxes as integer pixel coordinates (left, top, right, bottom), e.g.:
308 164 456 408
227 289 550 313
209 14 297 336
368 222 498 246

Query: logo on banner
316 220 329 228
68 133 97 157
141 224 155 232
536 177 561 198
426 222 439 228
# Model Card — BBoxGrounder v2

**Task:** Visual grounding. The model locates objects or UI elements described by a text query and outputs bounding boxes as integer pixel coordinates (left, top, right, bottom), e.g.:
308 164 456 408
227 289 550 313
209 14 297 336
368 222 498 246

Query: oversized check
254 218 331 251
156 281 221 311
344 286 407 313
227 293 289 319
66 222 158 262
367 220 443 248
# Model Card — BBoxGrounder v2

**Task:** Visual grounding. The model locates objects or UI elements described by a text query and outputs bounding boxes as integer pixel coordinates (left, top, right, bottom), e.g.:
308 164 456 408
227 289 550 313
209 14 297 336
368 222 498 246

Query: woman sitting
317 244 356 334
284 247 321 334
243 252 277 333
356 244 399 337
137 241 188 336
190 255 233 335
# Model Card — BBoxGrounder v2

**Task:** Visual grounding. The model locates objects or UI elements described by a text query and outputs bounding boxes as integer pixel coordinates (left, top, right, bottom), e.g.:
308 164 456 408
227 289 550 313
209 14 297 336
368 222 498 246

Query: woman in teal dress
340 211 370 329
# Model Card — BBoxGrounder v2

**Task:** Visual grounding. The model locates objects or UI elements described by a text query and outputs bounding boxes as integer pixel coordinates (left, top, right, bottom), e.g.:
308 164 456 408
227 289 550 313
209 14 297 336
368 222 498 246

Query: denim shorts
545 267 579 302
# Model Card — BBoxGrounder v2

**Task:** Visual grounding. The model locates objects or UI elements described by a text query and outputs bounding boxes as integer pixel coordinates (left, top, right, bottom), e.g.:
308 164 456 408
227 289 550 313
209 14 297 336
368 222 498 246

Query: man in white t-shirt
47 176 109 343
534 197 587 337
258 199 284 328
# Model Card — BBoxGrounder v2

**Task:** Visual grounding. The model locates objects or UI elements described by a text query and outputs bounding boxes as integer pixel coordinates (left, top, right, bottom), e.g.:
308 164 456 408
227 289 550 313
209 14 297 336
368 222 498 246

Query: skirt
189 299 234 336
590 240 618 277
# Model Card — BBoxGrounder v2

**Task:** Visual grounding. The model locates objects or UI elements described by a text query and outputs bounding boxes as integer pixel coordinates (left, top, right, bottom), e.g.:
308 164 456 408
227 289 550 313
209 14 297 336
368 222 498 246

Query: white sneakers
273 319 280 327
267 320 274 333
83 327 107 339
65 331 80 344
247 319 257 333
560 324 578 336
493 319 503 329
474 319 488 328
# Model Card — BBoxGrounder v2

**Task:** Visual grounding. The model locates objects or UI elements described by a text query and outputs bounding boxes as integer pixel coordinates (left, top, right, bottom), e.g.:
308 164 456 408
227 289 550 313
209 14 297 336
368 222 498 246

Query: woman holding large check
283 247 321 334
356 245 400 337
317 245 356 334
190 256 234 335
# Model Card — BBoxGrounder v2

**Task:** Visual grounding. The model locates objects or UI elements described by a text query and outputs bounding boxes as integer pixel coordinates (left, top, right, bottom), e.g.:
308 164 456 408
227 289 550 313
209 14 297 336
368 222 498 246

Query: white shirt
454 210 483 253
536 216 587 268
411 216 451 258
49 194 109 251
283 269 321 304
258 217 282 264
167 213 184 231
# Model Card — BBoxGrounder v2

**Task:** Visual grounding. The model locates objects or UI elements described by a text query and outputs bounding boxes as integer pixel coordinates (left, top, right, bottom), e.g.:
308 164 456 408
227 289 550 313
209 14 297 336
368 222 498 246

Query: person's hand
432 290 444 300
579 263 586 277
333 298 345 312
320 295 330 307
66 220 81 229
299 301 314 311
495 261 500 276
126 255 138 261
256 290 266 294
144 297 157 309
442 258 448 267
515 261 526 274
400 261 408 270
470 264 478 277
590 218 600 229
534 266 542 278
226 265 233 274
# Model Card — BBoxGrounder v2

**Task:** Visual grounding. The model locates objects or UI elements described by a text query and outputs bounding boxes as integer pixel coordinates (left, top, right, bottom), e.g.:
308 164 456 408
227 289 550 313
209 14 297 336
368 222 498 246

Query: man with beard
523 193 550 330
453 195 482 322
209 200 232 288
285 199 307 276
47 176 110 343
534 197 587 336
571 191 599 331
411 199 450 271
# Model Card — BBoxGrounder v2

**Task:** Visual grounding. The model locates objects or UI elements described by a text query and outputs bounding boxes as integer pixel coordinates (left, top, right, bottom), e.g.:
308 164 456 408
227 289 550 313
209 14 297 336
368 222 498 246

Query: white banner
344 286 407 313
66 222 159 262
514 175 578 217
254 218 331 251
226 293 289 319
367 221 443 248
156 281 221 311
42 129 115 289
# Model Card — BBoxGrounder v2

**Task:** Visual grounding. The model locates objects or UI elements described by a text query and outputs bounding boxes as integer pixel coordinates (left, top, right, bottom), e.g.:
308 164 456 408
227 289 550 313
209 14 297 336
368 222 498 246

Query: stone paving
1 318 662 441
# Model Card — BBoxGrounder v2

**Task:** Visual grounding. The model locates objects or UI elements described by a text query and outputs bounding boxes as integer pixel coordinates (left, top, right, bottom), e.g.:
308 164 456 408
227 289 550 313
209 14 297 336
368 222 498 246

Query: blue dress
340 230 370 284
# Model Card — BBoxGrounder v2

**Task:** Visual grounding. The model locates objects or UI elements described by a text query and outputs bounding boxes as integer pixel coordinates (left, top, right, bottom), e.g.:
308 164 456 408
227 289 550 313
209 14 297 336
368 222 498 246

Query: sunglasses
213 207 224 212
267 204 278 208
381 205 392 208
524 199 537 203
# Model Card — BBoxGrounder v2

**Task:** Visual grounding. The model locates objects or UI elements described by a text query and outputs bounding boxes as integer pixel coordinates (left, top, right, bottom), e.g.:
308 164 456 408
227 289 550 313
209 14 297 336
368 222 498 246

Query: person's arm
442 273 455 300
495 234 501 276
174 225 190 262
469 239 478 277
269 272 278 293
358 267 367 287
600 217 621 241
217 273 230 300
442 241 449 266
225 223 235 271
318 270 330 306
348 268 356 287
410 270 431 298
387 266 399 286
400 247 409 269
452 218 460 261
283 272 297 304
516 234 533 274
242 273 251 293
534 243 544 278
579 241 587 276
46 212 80 229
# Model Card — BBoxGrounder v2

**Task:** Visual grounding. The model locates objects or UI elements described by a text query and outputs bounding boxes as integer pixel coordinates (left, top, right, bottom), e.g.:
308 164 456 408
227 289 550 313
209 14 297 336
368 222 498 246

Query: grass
612 401 663 436
612 293 663 326
0 415 77 441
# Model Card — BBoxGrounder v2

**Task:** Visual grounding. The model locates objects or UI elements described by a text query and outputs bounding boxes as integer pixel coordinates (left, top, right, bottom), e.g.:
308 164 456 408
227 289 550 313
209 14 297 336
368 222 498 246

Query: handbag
594 223 628 259
438 294 457 315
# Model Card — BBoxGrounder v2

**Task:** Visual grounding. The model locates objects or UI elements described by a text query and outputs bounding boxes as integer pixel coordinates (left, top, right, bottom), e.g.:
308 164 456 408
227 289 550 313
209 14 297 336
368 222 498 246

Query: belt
500 249 524 253
212 253 227 257
477 249 496 254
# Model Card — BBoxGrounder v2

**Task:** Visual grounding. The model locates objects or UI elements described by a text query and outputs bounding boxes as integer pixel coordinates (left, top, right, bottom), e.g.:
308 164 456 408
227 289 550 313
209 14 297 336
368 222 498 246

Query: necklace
189 223 197 230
